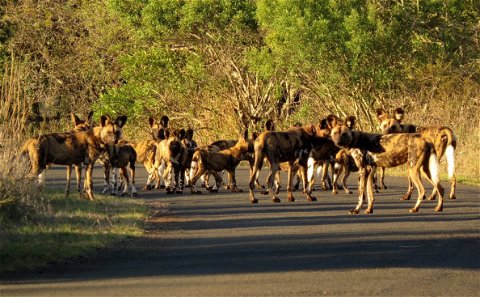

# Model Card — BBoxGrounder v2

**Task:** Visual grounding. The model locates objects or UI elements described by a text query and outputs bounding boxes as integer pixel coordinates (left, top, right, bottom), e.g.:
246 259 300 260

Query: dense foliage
1 0 478 137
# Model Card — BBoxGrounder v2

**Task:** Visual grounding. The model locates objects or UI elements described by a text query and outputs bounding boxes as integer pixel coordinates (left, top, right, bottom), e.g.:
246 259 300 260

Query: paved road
1 166 480 296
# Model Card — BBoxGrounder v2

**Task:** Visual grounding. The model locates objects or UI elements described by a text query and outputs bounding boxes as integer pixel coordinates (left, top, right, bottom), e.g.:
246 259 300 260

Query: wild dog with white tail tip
21 112 93 198
377 107 457 200
328 115 444 214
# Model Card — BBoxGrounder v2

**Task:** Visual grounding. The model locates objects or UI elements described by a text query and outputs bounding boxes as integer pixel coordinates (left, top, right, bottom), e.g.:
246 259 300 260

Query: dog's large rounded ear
149 117 155 128
160 115 169 128
345 116 356 130
376 108 388 122
394 107 405 122
178 128 186 140
185 128 194 141
116 115 127 128
86 111 94 123
326 114 339 129
159 128 166 140
100 115 111 127
320 118 328 129
265 119 275 131
71 113 81 126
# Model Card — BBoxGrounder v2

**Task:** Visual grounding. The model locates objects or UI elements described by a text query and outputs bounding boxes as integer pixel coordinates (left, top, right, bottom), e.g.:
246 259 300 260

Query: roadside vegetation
0 58 147 274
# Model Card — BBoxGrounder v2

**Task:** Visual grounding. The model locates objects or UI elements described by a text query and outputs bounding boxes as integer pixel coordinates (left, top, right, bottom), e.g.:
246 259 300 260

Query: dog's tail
189 150 201 181
426 144 440 185
443 129 457 180
252 138 265 172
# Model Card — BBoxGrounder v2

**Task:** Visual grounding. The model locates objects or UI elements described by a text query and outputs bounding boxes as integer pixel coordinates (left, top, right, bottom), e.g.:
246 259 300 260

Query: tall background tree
1 0 478 177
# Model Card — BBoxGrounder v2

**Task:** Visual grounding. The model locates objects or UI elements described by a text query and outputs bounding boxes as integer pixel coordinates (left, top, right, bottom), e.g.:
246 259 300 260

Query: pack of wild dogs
20 107 457 214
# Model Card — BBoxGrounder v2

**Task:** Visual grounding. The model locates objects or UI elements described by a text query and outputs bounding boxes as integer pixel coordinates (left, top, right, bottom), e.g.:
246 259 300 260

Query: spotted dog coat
100 141 138 197
248 124 330 203
377 108 457 200
32 115 127 200
188 130 251 194
154 129 185 194
21 112 93 198
329 116 444 214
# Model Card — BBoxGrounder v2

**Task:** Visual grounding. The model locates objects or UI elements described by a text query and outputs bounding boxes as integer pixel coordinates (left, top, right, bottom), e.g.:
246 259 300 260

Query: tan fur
189 131 250 193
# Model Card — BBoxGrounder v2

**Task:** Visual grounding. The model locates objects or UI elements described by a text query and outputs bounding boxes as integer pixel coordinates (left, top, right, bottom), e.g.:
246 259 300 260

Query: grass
0 190 147 274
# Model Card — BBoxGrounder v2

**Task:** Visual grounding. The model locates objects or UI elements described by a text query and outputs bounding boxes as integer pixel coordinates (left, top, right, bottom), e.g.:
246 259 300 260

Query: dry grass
0 56 46 222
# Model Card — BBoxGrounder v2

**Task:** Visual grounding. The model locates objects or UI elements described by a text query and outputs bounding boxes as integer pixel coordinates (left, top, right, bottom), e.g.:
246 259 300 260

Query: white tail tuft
445 144 455 179
429 153 440 184
190 160 198 181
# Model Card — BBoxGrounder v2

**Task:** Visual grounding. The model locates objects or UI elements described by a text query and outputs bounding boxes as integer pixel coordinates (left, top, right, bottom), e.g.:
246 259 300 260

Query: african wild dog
101 141 138 197
331 148 362 194
376 107 457 200
188 130 251 194
249 124 330 203
180 128 198 187
149 115 169 140
305 117 353 192
154 128 186 194
328 115 444 214
201 129 258 190
32 115 127 200
21 112 93 198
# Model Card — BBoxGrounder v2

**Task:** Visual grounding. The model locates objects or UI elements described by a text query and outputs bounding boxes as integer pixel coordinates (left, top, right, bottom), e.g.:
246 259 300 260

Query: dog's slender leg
119 167 129 196
74 164 82 197
306 157 315 191
249 152 264 203
379 167 387 189
321 163 330 190
332 162 342 194
401 176 414 200
351 167 366 214
409 166 426 213
449 174 456 200
365 166 376 214
65 165 72 198
101 162 110 194
129 161 137 196
266 162 281 203
342 168 353 194
287 162 295 202
299 163 316 202
85 163 95 200
111 167 118 196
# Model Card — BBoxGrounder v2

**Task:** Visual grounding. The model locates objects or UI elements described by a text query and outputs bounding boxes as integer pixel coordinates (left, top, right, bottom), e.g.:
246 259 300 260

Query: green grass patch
0 190 147 273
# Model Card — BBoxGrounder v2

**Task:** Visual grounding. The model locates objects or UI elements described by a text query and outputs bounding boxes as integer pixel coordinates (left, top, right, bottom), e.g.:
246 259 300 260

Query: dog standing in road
328 115 444 214
376 107 457 200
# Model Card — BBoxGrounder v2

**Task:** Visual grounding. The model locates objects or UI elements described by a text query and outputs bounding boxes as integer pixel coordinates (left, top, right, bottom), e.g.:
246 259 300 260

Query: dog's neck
349 130 383 153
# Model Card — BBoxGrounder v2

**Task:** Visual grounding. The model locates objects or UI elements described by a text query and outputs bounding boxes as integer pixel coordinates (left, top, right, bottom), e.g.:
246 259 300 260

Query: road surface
1 166 479 296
